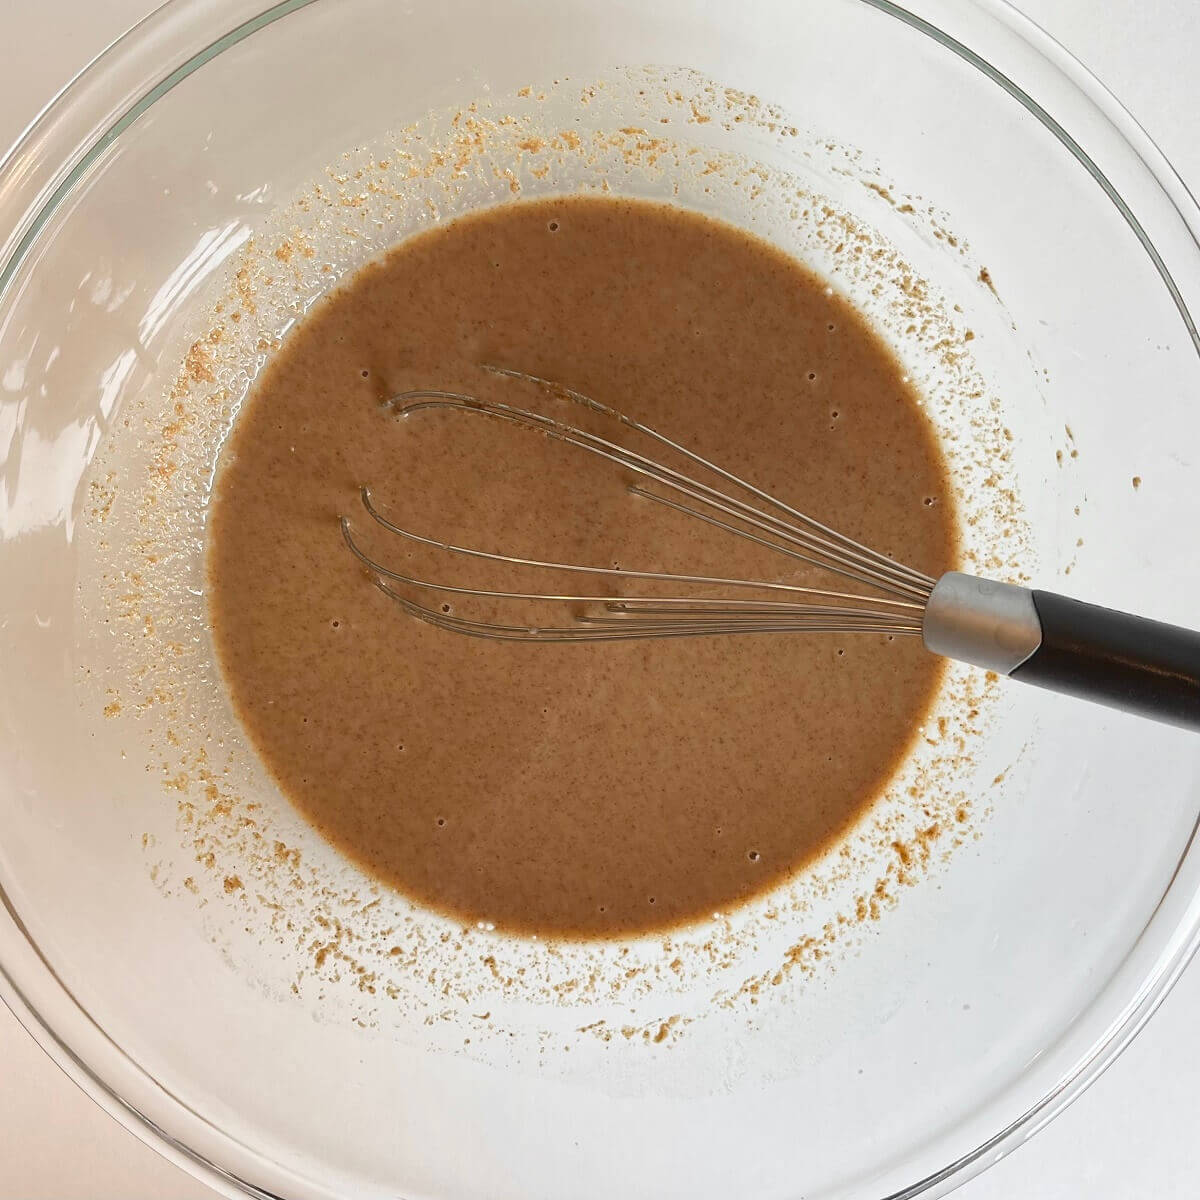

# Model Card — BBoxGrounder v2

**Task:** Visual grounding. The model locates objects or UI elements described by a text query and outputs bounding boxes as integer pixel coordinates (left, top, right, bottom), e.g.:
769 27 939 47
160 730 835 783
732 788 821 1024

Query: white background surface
0 0 1198 1196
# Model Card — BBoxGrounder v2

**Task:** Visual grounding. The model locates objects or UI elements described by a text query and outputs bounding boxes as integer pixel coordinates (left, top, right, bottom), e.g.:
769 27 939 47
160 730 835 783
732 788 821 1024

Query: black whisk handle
1011 591 1200 730
922 573 1200 731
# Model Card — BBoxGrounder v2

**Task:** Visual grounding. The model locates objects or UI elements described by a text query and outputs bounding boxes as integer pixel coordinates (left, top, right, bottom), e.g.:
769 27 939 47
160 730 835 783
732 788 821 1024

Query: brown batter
207 196 956 937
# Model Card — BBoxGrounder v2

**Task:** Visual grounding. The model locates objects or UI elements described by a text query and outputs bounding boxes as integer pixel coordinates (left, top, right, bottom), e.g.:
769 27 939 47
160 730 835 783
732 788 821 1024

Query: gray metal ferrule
922 572 1043 675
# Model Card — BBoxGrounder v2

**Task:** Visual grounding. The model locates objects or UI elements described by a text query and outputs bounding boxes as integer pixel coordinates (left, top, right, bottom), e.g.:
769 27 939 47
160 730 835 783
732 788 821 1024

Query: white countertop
1 0 1198 1195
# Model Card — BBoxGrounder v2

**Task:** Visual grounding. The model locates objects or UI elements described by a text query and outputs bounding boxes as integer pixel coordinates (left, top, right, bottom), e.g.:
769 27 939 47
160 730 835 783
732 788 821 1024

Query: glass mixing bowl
2 1 1199 1197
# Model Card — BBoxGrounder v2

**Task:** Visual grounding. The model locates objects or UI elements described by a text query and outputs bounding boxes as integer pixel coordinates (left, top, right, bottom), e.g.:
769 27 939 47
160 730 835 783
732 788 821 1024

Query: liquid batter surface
207 196 956 937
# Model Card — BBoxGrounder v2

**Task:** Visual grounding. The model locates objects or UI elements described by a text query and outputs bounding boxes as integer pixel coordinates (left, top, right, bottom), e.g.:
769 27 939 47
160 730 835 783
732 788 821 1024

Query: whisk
341 366 1200 731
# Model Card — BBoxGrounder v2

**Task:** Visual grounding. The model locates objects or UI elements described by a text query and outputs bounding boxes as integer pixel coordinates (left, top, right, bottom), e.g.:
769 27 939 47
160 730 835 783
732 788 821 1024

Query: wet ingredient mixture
207 195 957 937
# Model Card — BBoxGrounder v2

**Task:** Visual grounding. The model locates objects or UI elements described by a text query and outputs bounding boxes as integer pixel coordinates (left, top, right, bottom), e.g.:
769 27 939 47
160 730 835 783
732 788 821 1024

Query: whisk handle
923 572 1200 730
1010 590 1200 730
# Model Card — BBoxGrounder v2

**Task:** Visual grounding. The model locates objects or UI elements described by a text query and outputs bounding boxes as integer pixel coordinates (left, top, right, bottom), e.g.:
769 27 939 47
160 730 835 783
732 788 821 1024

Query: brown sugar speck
223 874 243 893
1132 475 1142 490
184 339 215 384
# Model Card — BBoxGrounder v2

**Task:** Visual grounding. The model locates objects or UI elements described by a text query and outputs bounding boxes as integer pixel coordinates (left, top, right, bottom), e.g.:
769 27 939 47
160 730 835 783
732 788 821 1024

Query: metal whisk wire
339 366 934 643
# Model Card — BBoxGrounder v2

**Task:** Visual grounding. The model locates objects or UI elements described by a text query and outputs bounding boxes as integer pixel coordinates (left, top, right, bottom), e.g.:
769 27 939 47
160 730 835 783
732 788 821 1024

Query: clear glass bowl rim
1 1 1198 1197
